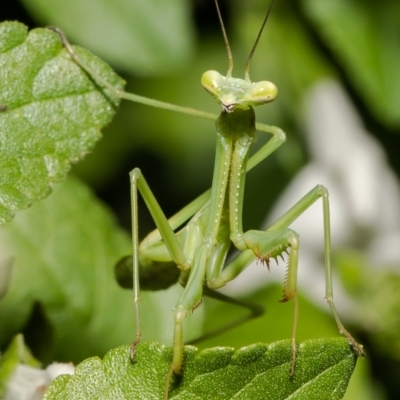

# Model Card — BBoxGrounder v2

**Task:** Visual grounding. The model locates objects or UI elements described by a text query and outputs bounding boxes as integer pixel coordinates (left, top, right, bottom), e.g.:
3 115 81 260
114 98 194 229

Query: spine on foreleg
256 243 290 271
279 232 299 303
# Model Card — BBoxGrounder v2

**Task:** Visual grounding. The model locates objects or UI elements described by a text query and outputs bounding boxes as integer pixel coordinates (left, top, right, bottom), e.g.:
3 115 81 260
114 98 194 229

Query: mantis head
201 71 277 113
202 0 278 113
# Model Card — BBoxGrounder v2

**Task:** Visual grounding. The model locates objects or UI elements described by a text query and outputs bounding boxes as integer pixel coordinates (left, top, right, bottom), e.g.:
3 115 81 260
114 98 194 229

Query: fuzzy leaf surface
0 21 124 224
44 339 357 400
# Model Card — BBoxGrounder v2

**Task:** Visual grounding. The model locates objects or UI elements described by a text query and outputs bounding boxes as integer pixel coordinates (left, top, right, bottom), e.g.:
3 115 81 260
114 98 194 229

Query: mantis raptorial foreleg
208 183 365 374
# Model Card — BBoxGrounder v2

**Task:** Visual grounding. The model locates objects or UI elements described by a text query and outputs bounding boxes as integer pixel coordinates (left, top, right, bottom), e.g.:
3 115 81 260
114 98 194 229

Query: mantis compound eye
247 80 278 106
201 70 223 97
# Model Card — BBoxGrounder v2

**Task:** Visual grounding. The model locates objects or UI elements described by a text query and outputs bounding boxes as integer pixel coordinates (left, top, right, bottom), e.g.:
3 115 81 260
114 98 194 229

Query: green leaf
44 339 357 400
0 177 134 362
20 0 194 75
0 21 124 225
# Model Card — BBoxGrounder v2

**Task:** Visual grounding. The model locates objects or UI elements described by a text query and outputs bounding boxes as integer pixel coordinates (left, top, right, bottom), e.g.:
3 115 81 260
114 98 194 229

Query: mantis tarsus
51 0 364 397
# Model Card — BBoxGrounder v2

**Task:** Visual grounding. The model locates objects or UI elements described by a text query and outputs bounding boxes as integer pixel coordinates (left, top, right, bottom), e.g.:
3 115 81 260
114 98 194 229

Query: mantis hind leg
213 185 364 373
265 185 364 359
188 286 264 345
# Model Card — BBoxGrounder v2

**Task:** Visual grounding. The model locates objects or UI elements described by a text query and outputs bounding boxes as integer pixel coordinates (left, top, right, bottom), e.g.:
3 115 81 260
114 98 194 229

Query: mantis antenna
213 0 233 77
213 0 277 81
244 0 277 81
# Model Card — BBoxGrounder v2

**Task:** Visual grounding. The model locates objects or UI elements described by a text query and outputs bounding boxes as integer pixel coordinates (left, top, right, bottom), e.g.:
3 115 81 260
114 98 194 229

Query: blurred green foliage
1 0 400 398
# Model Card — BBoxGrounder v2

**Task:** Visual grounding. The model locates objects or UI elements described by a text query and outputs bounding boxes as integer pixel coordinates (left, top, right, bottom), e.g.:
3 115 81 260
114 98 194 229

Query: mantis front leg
209 184 365 374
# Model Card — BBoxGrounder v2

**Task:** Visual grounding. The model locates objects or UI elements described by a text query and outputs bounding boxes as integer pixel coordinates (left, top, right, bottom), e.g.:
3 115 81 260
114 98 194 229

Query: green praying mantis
51 0 364 398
